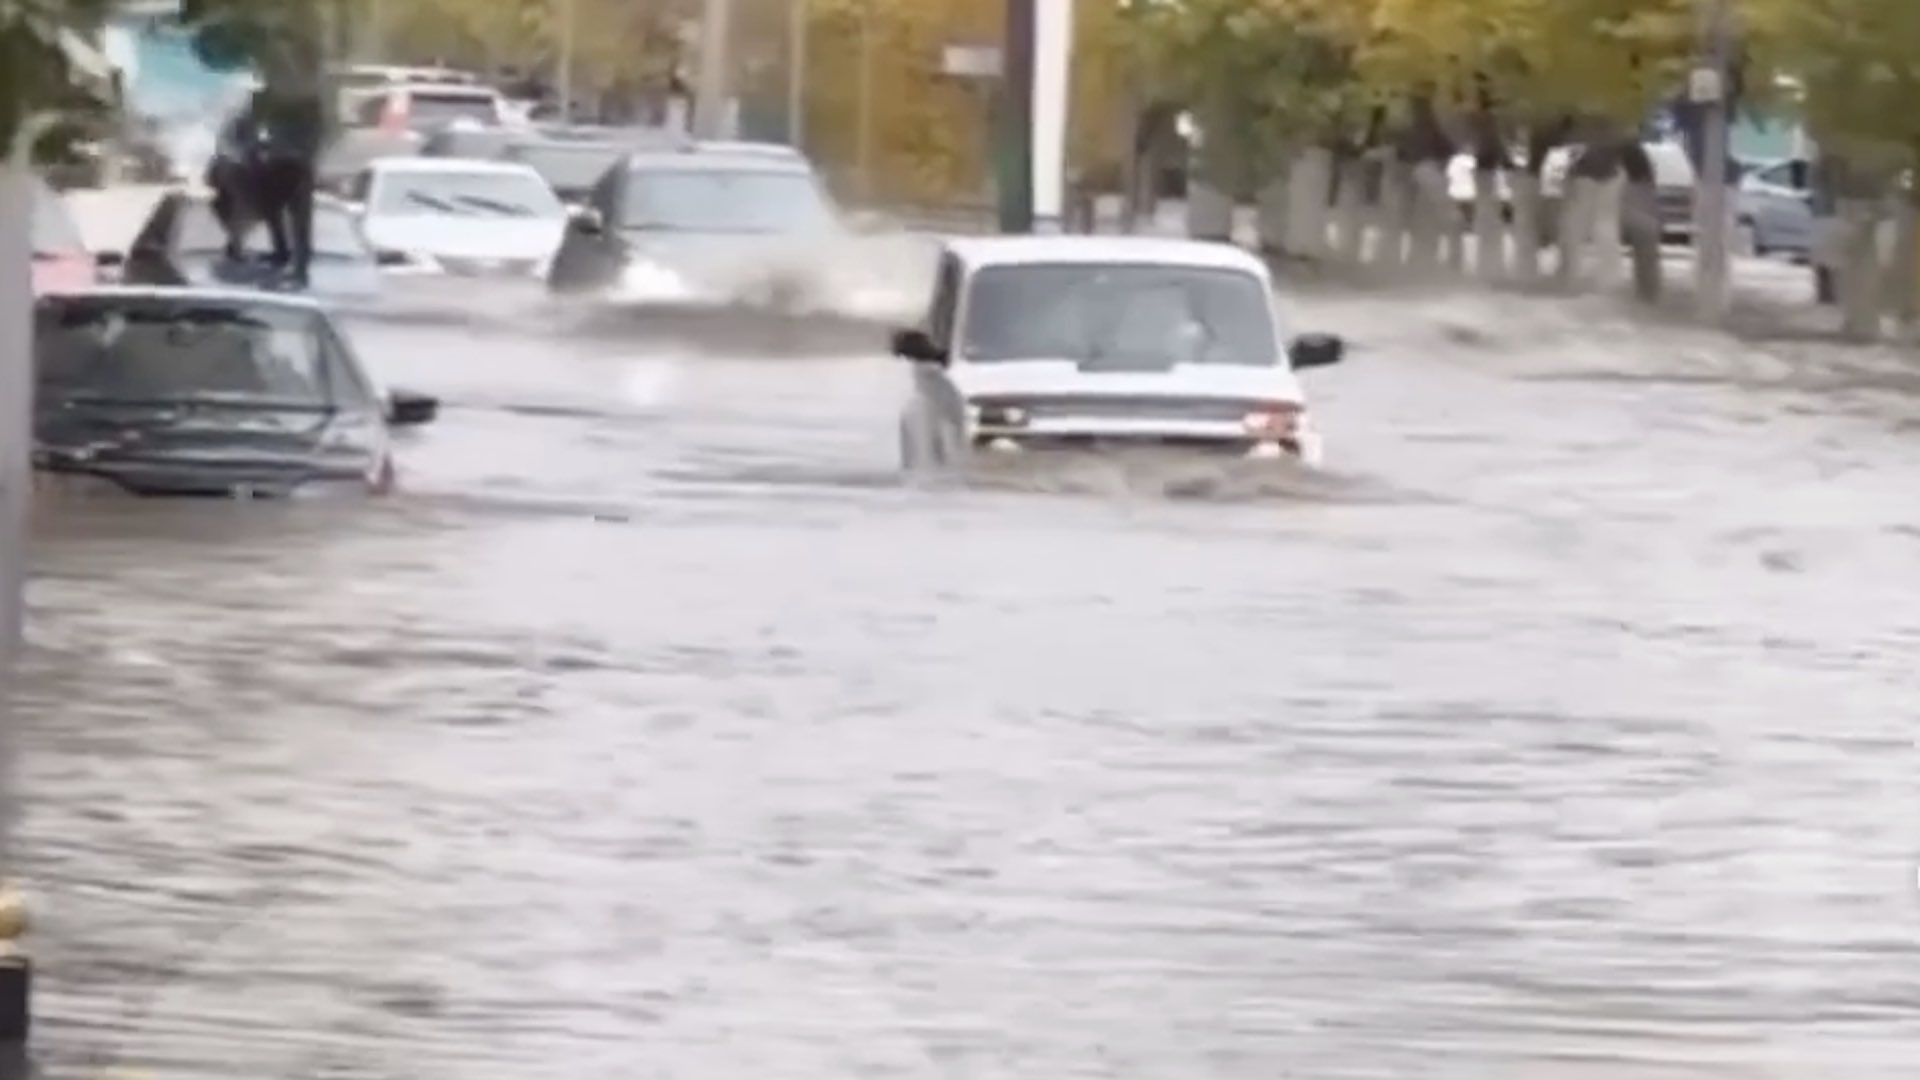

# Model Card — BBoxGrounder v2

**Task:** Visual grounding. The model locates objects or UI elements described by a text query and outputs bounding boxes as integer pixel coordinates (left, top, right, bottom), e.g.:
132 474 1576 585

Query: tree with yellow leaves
1746 0 1920 338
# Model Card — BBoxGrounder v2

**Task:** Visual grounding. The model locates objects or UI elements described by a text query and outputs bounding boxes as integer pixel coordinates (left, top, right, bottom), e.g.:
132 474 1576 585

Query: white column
1029 0 1072 232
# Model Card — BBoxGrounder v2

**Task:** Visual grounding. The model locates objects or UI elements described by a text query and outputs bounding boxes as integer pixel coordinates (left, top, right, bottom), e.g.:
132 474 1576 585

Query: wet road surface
11 276 1920 1078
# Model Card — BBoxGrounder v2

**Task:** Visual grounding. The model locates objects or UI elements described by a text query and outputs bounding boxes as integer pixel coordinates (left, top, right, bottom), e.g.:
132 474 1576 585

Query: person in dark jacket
248 85 326 287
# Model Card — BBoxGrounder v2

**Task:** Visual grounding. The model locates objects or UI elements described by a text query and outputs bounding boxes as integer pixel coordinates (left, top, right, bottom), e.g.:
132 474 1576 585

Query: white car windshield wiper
404 190 465 213
450 194 537 217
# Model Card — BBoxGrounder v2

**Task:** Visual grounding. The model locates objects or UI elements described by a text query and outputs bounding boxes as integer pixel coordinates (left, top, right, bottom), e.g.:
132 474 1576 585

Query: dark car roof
621 149 814 175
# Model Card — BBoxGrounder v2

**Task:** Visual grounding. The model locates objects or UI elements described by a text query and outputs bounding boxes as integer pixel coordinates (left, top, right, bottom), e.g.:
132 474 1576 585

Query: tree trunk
1592 174 1627 288
1883 189 1918 330
0 162 32 675
1470 168 1503 282
1406 160 1448 275
1332 155 1367 265
1375 159 1412 273
1510 171 1543 283
1255 170 1288 256
1186 181 1234 242
1283 145 1333 259
1556 175 1600 289
1618 141 1663 303
1836 196 1884 341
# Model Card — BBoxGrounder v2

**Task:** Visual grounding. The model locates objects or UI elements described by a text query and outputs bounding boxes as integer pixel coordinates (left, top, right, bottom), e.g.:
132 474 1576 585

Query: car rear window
406 91 500 127
32 179 86 256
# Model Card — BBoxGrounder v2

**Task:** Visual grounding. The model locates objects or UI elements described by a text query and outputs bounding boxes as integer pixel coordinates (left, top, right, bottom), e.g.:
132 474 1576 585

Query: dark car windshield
959 263 1281 368
35 298 331 409
617 168 834 233
32 178 86 257
406 91 498 128
178 200 368 260
504 143 624 199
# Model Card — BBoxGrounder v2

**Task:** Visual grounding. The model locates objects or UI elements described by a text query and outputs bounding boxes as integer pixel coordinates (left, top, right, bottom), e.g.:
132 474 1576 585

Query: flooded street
11 278 1919 1078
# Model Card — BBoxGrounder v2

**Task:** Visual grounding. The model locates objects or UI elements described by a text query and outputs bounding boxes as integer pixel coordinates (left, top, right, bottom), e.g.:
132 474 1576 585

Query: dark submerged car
32 287 438 498
545 144 844 302
118 190 383 302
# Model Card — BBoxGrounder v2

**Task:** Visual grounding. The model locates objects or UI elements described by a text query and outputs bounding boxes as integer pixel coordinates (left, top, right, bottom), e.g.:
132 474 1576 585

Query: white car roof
370 156 540 176
42 284 329 313
947 235 1271 277
386 83 500 98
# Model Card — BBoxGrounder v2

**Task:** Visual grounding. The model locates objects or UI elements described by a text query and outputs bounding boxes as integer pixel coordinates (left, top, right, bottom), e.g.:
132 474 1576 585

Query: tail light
1242 404 1301 437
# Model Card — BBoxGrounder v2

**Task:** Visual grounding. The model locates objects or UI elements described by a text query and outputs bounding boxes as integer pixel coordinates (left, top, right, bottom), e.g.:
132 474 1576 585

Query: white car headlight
619 258 694 300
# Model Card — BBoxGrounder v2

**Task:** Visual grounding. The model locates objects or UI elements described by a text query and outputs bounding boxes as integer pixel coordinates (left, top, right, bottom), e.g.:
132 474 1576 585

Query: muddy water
10 282 1919 1079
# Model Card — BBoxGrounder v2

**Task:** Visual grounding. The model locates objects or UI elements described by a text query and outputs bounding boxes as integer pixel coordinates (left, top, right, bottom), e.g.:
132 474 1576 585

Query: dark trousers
254 157 316 280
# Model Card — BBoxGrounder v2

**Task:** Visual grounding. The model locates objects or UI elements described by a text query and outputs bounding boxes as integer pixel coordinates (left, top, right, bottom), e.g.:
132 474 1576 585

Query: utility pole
365 0 386 63
999 0 1034 232
1692 0 1733 323
786 0 807 149
692 0 733 138
855 5 873 196
556 0 576 122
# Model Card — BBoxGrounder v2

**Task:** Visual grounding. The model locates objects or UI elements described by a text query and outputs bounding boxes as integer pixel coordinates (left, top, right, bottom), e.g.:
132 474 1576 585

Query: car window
354 96 387 126
371 168 563 218
177 200 369 259
405 91 500 128
617 167 834 233
31 178 86 256
35 298 331 407
960 262 1281 368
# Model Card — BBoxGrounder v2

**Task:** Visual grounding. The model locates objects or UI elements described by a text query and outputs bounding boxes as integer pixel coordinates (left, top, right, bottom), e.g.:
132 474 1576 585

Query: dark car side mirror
1288 332 1345 369
386 388 440 426
890 327 946 364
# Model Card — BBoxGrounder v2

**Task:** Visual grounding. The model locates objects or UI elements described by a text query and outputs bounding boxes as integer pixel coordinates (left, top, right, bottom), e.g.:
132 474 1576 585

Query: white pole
693 0 733 138
1029 0 1072 231
557 0 575 122
856 7 873 197
787 0 807 148
1 115 57 680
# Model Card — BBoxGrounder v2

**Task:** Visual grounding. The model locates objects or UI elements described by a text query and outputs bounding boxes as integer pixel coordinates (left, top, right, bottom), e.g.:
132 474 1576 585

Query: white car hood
362 213 565 261
948 358 1307 406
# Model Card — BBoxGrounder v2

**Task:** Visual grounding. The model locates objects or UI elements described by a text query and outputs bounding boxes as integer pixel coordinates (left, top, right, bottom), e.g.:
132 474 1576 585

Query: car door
1743 159 1812 251
316 317 393 486
545 162 625 293
912 253 967 436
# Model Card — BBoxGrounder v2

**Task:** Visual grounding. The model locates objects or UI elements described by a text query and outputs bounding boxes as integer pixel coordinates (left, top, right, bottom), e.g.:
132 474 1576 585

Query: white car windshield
618 168 834 233
374 169 563 219
961 263 1281 368
35 298 330 409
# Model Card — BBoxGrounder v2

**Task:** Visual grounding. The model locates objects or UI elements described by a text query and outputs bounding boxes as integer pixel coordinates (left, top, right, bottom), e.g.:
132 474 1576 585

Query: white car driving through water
344 156 568 277
893 236 1344 471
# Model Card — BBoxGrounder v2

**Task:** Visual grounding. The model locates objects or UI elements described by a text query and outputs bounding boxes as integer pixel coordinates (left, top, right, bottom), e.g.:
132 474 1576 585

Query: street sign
942 45 1003 79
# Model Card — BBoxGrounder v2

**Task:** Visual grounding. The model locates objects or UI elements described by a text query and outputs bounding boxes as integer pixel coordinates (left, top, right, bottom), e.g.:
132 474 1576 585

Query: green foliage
0 0 116 161
1749 0 1920 178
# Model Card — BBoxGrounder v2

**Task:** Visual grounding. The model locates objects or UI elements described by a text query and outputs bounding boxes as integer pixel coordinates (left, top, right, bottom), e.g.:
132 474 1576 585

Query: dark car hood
34 400 355 495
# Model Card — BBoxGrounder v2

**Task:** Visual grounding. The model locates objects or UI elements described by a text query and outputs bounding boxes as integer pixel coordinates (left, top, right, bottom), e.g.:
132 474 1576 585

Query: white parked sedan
343 157 569 277
892 236 1344 471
